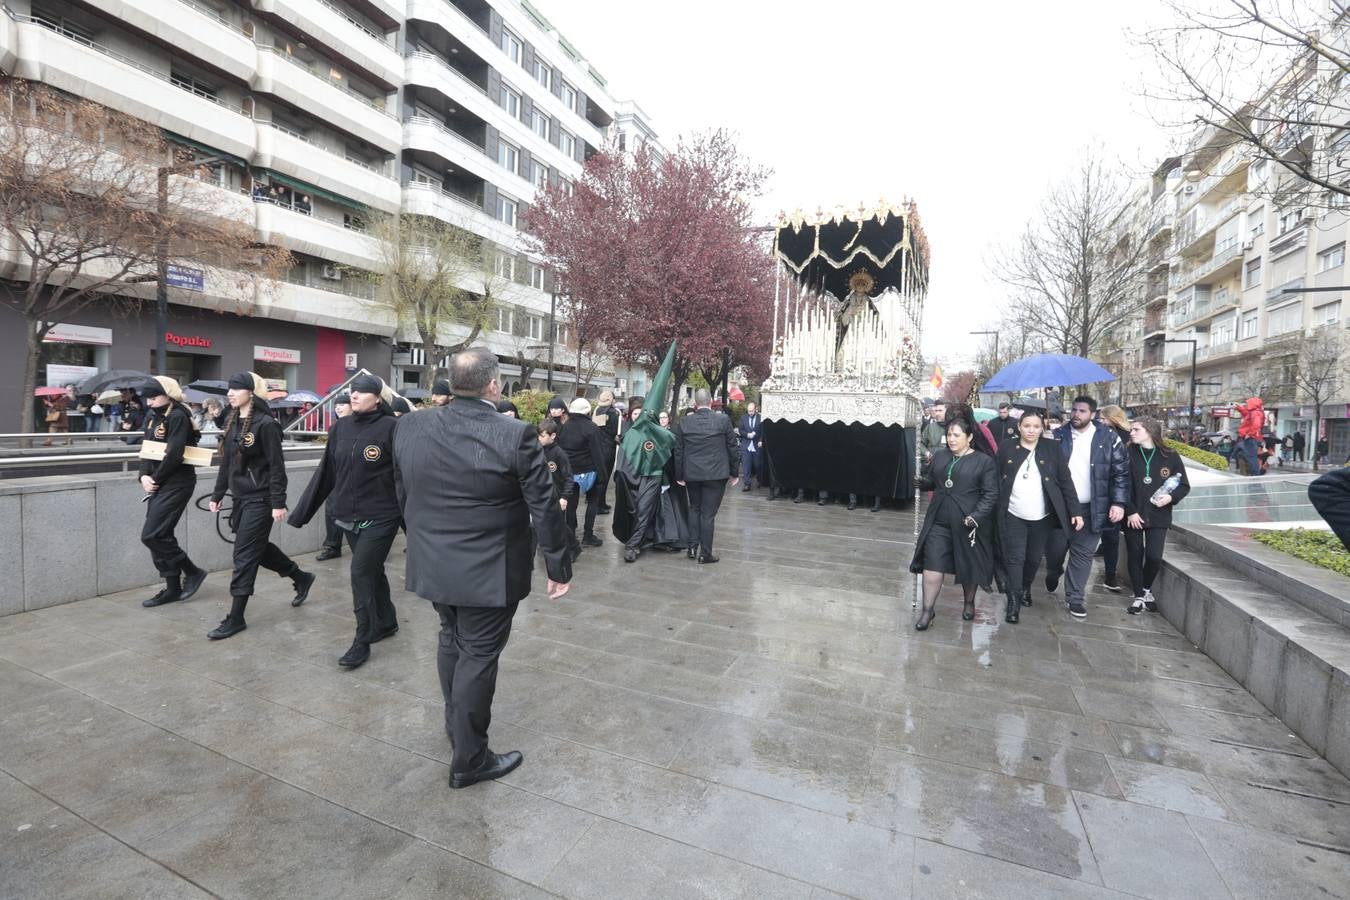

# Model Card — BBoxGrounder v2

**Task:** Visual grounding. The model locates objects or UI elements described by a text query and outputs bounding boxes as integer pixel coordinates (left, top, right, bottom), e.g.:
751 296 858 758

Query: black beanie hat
390 395 411 414
227 372 256 391
433 379 451 396
350 373 383 395
140 380 167 399
334 392 351 406
495 399 518 415
546 397 567 412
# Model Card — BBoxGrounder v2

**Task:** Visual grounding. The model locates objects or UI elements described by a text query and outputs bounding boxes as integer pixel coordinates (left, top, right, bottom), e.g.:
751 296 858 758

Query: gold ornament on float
848 269 876 296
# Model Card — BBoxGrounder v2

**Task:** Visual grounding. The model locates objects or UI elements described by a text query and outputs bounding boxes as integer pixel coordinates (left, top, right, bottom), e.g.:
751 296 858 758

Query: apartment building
0 0 644 412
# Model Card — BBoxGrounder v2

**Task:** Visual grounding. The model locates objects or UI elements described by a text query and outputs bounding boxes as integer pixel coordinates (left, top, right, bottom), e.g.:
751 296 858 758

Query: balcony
254 122 400 213
1266 277 1305 306
103 0 256 82
1193 240 1244 285
262 278 396 336
1143 310 1166 337
1269 224 1309 260
253 47 399 153
403 116 536 202
401 182 517 246
253 199 381 270
11 14 256 160
1146 211 1173 241
252 0 402 87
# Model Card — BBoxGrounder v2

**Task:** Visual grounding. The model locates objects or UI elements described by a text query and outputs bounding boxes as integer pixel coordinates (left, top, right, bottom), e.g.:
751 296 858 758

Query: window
1268 302 1303 336
498 84 520 118
494 253 515 280
1314 300 1342 327
500 28 522 65
170 70 217 101
1248 206 1265 238
1251 158 1268 183
527 315 544 340
561 81 577 111
530 264 545 290
531 109 550 140
531 162 548 190
1213 317 1235 344
617 132 626 152
1278 206 1306 234
553 322 570 345
1244 257 1263 289
495 193 518 228
559 129 576 158
1241 310 1259 338
498 139 519 175
1319 243 1345 271
496 306 514 333
1331 130 1350 157
532 58 551 90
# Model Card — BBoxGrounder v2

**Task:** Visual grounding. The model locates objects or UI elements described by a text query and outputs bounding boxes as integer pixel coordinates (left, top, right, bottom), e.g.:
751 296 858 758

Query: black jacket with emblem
210 399 287 508
139 403 198 484
994 437 1082 541
1122 444 1190 528
289 405 401 526
541 441 574 505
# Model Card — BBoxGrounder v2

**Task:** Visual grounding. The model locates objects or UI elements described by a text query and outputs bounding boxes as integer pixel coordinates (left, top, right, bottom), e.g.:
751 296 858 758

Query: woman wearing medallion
992 410 1082 624
909 415 998 629
1123 417 1189 614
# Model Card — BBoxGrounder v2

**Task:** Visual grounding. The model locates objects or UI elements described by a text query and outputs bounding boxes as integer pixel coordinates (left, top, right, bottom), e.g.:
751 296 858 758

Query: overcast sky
538 0 1180 370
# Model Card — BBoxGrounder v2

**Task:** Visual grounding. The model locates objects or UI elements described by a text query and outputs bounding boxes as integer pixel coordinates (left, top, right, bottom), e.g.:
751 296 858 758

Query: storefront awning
259 170 366 212
161 131 249 170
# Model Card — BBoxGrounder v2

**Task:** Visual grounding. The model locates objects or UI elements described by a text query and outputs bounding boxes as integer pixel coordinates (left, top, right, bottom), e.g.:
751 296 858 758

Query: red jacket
1234 397 1264 440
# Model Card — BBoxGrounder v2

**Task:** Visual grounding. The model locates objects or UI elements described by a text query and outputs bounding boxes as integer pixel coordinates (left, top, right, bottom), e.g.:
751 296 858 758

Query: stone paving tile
1 489 1342 898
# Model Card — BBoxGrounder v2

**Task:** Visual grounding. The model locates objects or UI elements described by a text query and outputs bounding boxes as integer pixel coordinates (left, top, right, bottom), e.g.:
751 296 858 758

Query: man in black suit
674 389 740 563
994 402 1018 445
393 348 572 788
736 401 764 492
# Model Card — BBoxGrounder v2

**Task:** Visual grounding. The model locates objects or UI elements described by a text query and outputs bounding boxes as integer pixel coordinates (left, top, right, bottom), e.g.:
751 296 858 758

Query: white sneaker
1127 597 1145 615
1142 589 1158 613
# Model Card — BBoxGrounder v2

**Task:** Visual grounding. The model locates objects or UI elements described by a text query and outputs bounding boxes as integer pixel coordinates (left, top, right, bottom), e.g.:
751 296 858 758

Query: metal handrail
0 443 322 473
260 46 396 118
406 114 488 156
257 121 396 179
281 368 382 433
404 50 489 96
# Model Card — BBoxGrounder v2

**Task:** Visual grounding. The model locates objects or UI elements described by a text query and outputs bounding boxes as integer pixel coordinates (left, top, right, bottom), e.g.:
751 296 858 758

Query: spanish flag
929 364 944 392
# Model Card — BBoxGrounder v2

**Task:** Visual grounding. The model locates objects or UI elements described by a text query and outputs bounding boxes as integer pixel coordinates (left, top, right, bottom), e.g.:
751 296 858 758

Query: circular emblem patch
154 424 166 439
547 460 557 472
241 432 255 448
1160 467 1171 478
642 439 655 453
363 444 382 462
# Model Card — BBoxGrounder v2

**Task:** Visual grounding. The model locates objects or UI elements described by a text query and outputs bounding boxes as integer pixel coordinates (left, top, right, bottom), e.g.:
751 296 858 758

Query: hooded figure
138 375 208 608
290 372 401 668
205 371 314 640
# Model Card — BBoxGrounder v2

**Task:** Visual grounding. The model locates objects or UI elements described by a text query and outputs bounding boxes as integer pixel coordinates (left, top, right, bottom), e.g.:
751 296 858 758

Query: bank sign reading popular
254 345 301 365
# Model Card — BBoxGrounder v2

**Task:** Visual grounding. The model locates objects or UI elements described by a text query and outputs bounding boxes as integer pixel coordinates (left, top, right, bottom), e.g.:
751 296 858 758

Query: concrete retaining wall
1154 542 1350 779
0 461 327 614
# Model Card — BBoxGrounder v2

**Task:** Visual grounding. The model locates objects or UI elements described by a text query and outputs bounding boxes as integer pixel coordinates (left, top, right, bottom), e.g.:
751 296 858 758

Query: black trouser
436 600 518 772
685 479 727 555
141 474 195 577
1309 467 1350 552
1100 523 1121 579
1124 526 1169 594
625 475 662 552
1001 514 1053 592
565 473 601 540
229 498 298 596
347 517 400 644
322 506 343 553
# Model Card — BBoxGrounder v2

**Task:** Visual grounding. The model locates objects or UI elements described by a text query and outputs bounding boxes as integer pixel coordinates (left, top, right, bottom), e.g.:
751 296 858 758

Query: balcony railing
260 121 395 179
404 179 485 211
406 114 487 156
262 47 395 118
405 50 488 96
314 0 393 46
1266 277 1305 304
284 270 375 300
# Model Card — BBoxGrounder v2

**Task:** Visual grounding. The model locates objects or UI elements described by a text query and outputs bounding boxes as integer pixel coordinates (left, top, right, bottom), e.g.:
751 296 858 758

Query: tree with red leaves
524 131 773 413
940 370 979 406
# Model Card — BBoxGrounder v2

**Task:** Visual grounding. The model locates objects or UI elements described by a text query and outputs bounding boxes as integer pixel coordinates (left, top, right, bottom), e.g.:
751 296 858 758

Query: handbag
571 470 597 495
44 409 61 424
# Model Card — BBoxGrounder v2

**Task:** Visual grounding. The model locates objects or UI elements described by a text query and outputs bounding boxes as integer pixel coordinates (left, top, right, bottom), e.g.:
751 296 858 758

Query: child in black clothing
537 419 573 512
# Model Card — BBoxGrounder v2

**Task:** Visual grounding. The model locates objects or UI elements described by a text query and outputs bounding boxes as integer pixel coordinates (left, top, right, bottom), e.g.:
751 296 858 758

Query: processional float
759 200 928 501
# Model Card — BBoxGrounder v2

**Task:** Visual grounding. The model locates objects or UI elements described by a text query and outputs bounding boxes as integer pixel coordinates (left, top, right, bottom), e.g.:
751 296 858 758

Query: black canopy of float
774 211 911 299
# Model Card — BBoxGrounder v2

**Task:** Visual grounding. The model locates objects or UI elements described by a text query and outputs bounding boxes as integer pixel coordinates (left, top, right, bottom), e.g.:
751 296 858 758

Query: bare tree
370 214 499 390
0 78 289 433
993 152 1152 361
1140 1 1350 211
1264 327 1347 468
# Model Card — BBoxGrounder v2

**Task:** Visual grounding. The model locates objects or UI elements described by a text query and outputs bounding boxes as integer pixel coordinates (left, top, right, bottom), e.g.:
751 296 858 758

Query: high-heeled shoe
915 607 936 631
962 598 976 621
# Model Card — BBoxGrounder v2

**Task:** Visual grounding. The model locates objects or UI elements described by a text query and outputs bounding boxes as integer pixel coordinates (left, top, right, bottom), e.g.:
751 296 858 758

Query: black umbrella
186 380 230 395
404 387 431 400
77 369 158 395
269 399 303 409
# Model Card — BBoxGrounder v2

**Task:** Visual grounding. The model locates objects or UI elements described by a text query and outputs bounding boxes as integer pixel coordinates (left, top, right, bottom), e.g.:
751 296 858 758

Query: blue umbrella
983 354 1116 393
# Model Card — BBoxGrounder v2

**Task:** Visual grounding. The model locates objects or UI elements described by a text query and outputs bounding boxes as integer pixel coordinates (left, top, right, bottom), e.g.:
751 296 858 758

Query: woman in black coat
909 417 998 629
1123 416 1190 614
993 410 1083 624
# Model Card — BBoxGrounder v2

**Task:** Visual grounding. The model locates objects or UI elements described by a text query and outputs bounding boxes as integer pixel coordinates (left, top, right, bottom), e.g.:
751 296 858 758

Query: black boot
870 496 882 512
179 560 207 602
1004 590 1020 624
848 493 858 510
143 573 183 608
792 489 805 503
1020 589 1033 608
208 595 249 640
338 641 370 668
766 486 779 501
290 569 315 607
817 490 829 506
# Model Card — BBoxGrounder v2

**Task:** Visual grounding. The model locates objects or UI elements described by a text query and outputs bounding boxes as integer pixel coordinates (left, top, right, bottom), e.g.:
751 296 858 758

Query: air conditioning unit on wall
321 264 341 280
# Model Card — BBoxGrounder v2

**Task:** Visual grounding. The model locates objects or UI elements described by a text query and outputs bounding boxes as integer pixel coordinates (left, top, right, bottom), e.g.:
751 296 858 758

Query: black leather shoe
1004 592 1020 624
582 534 603 547
766 490 779 501
792 489 805 503
143 589 182 608
316 547 342 561
290 570 315 607
179 566 207 602
962 599 976 621
1045 574 1060 594
1020 590 1033 608
623 547 638 563
449 750 523 789
338 642 370 668
870 498 882 512
848 493 858 510
207 617 246 640
698 554 719 564
915 608 936 631
687 546 699 559
370 623 398 643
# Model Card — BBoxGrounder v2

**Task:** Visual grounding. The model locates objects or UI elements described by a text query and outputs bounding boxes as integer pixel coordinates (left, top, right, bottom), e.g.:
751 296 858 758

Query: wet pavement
2 489 1349 898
